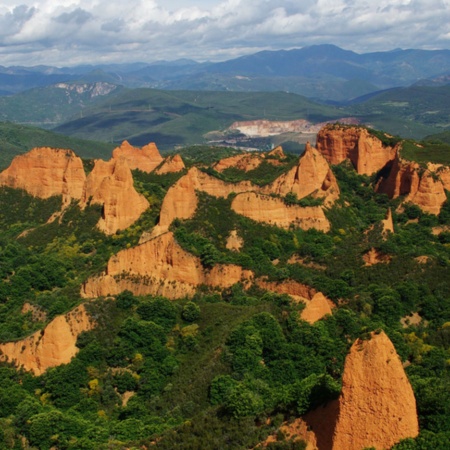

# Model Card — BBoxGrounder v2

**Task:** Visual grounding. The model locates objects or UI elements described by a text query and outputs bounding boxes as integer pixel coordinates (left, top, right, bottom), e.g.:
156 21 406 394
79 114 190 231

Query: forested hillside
0 126 448 449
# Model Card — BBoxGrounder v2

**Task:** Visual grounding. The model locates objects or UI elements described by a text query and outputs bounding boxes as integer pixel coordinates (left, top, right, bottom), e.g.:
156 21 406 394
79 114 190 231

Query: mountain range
2 45 450 101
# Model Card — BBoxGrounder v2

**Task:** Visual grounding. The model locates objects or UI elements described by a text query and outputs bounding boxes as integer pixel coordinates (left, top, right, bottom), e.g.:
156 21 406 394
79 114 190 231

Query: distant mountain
3 45 450 101
0 81 124 127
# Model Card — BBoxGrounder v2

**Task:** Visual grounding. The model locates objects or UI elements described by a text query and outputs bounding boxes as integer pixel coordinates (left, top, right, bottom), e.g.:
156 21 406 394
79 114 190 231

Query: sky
1 0 450 67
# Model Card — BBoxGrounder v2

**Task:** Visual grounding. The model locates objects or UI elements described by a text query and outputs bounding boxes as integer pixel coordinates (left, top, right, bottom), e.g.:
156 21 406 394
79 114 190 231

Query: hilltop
0 125 448 449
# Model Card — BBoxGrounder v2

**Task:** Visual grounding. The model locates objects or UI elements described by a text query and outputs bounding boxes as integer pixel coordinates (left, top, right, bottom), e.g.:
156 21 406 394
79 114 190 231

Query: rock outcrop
212 153 264 173
0 147 86 203
112 141 163 173
381 208 394 235
231 192 330 232
152 167 254 236
155 154 185 174
212 147 285 173
0 305 93 375
331 331 419 450
376 156 447 215
316 125 398 175
81 157 149 234
264 142 340 206
153 144 338 236
256 279 334 324
302 331 419 450
226 230 244 251
82 232 253 300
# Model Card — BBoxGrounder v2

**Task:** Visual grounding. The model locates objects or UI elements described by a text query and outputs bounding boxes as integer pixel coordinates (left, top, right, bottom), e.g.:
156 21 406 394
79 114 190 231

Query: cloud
53 8 92 25
0 0 449 66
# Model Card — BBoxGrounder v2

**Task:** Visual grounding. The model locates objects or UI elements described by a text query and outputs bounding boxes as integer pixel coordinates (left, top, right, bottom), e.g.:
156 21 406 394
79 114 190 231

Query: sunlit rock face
316 125 398 175
155 154 186 174
0 147 86 203
0 305 93 376
81 232 253 300
112 140 163 173
376 156 447 215
81 157 149 234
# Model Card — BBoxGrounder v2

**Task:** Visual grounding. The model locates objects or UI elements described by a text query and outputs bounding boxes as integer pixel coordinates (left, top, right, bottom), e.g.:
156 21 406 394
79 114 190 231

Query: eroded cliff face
212 153 265 172
316 125 398 175
152 167 254 236
0 147 86 203
153 145 339 236
331 331 419 450
81 157 149 234
256 279 334 323
212 147 286 173
112 140 163 173
231 192 331 232
82 232 253 300
265 143 340 206
154 154 186 174
376 156 447 215
0 305 93 375
381 208 394 235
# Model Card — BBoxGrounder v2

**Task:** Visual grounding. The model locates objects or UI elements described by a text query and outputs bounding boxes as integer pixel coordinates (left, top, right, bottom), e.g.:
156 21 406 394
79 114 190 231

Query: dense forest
0 132 449 450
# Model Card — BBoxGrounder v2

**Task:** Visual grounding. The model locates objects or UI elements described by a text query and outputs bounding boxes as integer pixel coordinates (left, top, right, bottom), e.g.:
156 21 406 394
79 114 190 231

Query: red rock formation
256 279 334 324
265 142 339 206
226 230 244 251
0 147 86 203
0 305 93 375
154 154 185 174
381 208 394 235
81 157 149 234
82 232 253 300
267 146 285 158
212 147 287 173
300 293 334 324
331 331 419 450
112 140 163 173
377 156 447 215
434 164 450 190
212 153 264 172
152 167 254 237
153 146 339 236
316 125 398 175
232 192 330 232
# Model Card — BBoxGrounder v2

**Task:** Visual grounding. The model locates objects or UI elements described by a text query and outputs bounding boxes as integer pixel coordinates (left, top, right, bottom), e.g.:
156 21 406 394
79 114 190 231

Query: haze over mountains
2 45 450 101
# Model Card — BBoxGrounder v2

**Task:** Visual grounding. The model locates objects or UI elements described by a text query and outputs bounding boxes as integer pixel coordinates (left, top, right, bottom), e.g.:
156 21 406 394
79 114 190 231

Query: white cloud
0 0 449 66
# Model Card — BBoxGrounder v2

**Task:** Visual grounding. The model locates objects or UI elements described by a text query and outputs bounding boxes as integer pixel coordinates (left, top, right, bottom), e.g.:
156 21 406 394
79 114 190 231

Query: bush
182 302 201 322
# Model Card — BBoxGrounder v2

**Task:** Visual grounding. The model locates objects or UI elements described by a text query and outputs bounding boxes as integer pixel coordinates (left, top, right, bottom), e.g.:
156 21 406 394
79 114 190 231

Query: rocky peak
112 140 163 173
265 142 340 206
0 147 86 204
316 125 398 175
376 154 447 215
82 232 253 300
267 145 285 158
155 154 186 174
0 305 93 375
82 157 149 234
331 331 419 450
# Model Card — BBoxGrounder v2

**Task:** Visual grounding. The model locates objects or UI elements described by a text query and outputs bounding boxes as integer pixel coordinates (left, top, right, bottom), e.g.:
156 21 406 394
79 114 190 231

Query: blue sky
1 0 450 66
